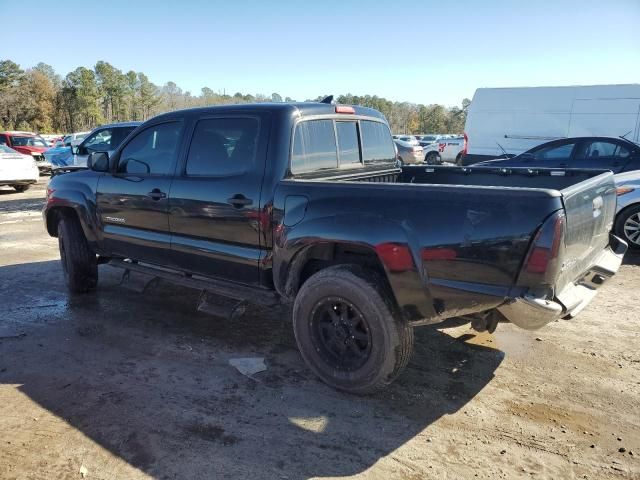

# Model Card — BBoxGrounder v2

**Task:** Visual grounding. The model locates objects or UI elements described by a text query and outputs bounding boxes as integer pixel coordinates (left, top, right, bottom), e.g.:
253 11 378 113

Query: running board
109 259 280 306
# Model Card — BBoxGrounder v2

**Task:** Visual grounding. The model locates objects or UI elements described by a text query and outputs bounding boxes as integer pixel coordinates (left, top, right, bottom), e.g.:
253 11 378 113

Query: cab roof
150 102 387 123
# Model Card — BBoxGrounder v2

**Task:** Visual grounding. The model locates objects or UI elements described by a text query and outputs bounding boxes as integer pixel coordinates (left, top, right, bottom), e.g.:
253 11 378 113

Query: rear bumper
403 152 424 164
497 235 627 330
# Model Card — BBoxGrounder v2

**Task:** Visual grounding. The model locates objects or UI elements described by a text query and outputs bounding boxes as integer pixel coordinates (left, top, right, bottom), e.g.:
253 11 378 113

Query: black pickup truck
43 102 627 393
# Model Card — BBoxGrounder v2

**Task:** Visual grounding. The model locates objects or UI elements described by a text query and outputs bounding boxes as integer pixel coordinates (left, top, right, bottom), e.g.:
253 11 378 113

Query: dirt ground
0 178 638 480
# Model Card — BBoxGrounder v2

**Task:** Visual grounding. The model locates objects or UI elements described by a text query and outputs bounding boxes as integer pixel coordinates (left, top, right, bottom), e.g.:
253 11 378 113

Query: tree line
0 59 470 135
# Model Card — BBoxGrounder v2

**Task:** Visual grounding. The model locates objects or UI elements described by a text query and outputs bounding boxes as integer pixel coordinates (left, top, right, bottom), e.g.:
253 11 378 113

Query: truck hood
13 146 47 155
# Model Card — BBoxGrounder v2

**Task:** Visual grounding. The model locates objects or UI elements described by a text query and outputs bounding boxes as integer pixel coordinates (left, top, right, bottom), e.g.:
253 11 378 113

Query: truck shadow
623 250 640 266
0 260 503 479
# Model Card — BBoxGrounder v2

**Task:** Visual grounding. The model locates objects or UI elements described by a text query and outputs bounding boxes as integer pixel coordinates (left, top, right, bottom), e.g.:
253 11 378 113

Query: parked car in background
417 134 443 145
44 144 74 168
40 134 64 147
0 145 39 192
463 84 640 165
614 171 640 249
475 137 640 173
395 135 418 144
62 131 90 147
394 138 423 164
0 131 51 173
68 122 141 167
422 135 466 164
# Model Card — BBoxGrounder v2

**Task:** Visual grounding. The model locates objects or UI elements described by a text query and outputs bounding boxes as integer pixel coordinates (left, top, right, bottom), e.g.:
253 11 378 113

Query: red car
0 131 51 173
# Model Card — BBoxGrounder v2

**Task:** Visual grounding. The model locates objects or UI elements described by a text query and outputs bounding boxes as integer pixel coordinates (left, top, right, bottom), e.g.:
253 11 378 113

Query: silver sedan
614 170 640 249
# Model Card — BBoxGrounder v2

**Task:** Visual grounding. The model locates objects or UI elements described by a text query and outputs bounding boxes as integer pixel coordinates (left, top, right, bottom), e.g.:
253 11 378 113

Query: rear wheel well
46 207 78 237
286 243 399 311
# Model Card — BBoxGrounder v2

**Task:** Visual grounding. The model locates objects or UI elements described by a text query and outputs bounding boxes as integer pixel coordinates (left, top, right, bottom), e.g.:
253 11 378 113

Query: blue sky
3 0 639 106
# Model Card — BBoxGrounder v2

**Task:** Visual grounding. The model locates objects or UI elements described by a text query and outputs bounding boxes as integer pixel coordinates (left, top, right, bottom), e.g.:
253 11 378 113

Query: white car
0 145 39 192
422 135 466 164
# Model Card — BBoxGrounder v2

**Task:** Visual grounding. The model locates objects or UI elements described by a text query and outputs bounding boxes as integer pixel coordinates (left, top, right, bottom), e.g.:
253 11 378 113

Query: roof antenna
496 141 510 159
320 95 334 104
620 130 632 140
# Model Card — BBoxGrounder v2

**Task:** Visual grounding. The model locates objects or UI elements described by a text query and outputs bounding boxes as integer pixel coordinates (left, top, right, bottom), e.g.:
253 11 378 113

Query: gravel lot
0 178 638 480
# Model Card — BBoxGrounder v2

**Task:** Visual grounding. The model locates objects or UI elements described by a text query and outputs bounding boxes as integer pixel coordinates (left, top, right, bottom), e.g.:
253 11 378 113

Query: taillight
524 212 565 280
335 105 355 114
463 132 468 155
376 243 414 272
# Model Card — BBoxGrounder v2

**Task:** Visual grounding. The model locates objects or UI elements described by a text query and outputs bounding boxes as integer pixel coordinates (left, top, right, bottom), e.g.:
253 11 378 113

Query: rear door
97 120 184 264
168 114 268 285
572 139 634 173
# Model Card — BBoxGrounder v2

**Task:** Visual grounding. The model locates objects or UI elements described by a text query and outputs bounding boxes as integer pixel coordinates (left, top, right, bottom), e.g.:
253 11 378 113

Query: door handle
227 195 252 208
147 188 167 201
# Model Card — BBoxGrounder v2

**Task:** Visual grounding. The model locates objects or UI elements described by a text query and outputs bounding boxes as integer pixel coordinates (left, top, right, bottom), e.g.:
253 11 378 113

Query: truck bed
278 165 620 326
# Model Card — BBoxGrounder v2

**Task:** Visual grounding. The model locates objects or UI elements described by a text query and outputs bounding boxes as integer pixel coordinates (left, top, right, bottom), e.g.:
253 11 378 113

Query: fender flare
273 214 437 321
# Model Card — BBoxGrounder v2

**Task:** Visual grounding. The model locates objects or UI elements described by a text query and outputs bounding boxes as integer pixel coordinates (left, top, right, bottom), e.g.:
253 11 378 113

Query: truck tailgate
556 171 617 293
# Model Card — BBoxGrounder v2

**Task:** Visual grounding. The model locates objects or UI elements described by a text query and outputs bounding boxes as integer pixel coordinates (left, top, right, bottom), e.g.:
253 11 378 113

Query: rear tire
58 215 98 293
425 151 440 165
293 265 414 394
12 184 30 192
455 152 463 165
615 204 640 250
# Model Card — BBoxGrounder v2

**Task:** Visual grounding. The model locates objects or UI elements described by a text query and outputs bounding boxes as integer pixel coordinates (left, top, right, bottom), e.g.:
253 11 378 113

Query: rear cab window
290 117 394 175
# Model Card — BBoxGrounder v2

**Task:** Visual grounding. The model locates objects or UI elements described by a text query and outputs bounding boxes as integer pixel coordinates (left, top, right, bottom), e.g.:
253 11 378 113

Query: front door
97 121 184 265
168 115 267 285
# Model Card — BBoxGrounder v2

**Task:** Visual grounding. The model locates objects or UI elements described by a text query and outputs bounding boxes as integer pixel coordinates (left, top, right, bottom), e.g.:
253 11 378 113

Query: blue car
43 145 73 167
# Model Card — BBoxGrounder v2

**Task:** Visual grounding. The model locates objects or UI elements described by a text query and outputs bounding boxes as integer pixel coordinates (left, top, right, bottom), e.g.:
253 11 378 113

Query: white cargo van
462 84 640 165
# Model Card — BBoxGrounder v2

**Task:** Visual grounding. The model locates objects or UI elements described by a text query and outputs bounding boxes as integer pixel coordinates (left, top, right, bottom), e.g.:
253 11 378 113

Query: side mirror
87 152 109 172
70 145 79 155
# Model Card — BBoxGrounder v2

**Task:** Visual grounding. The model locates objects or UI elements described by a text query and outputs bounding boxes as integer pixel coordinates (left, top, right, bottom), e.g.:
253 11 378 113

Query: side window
117 122 182 176
360 120 396 164
0 136 6 145
582 141 629 159
83 129 113 153
186 117 259 176
532 143 575 160
336 121 361 165
291 120 338 173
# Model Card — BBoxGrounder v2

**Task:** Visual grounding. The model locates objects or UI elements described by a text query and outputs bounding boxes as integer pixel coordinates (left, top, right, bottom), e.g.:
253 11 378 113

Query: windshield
10 136 48 147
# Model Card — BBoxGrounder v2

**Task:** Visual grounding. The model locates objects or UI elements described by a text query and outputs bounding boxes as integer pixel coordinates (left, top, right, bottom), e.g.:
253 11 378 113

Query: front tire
58 215 98 293
293 265 414 394
425 151 440 165
12 184 30 192
615 204 640 250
